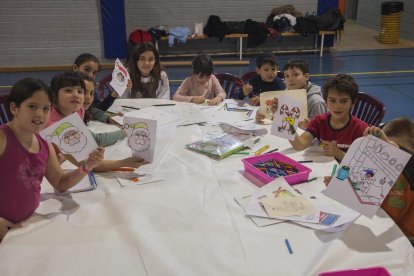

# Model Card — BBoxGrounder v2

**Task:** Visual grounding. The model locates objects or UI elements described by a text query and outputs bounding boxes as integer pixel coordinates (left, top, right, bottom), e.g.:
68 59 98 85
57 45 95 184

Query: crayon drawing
40 113 98 162
324 135 411 217
271 95 302 140
259 89 307 122
110 58 130 97
124 116 157 163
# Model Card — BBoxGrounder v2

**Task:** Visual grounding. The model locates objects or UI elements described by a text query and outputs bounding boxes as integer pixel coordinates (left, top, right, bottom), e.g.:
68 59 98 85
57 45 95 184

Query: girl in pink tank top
0 77 104 242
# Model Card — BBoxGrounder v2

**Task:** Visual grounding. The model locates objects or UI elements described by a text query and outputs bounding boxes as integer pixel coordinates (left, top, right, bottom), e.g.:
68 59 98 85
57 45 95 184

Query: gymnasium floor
1 21 413 123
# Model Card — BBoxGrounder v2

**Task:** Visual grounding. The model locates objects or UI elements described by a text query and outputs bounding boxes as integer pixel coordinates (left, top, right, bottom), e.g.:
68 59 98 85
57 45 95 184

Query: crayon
255 145 270 156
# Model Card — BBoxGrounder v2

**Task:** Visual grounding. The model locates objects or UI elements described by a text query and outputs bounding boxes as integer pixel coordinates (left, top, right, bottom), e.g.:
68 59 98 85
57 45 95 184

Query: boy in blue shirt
240 53 286 105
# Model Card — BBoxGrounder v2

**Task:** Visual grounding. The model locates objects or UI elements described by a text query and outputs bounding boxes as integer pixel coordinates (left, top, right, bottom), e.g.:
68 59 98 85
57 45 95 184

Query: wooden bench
155 31 337 64
155 34 249 65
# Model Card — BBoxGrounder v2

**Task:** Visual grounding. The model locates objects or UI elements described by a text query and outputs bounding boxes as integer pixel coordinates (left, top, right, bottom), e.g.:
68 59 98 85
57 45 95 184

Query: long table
0 100 413 276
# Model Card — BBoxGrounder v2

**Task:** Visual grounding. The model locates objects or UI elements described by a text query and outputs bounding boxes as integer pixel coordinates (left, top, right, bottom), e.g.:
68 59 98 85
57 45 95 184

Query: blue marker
285 238 293 254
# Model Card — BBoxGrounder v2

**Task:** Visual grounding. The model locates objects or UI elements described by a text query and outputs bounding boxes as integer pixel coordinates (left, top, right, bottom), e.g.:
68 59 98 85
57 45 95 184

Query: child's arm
172 78 193 102
91 129 126 147
0 217 19 241
364 126 399 147
211 77 226 103
243 83 253 97
289 131 314 151
45 144 105 192
249 96 260 106
320 140 345 161
156 71 170 99
92 156 148 172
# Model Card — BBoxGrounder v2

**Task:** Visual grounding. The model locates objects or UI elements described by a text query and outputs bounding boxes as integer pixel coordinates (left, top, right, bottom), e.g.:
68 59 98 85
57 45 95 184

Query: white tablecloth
0 100 413 276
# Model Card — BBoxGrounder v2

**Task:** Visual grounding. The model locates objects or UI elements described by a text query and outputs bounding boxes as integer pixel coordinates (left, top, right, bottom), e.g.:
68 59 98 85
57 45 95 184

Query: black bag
294 17 319 36
203 15 231 41
225 21 246 34
309 8 345 31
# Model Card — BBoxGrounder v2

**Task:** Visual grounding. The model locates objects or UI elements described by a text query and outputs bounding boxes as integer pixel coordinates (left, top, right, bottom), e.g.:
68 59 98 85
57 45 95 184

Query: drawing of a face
59 129 87 154
128 128 150 152
116 72 125 84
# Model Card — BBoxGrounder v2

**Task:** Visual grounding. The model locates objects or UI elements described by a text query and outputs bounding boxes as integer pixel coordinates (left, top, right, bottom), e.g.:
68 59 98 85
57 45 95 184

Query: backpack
294 17 319 36
128 29 152 45
310 8 345 31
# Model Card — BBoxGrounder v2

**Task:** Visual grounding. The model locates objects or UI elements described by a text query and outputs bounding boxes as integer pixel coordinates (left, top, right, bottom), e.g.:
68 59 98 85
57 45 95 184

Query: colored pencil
111 167 135 172
121 105 140 110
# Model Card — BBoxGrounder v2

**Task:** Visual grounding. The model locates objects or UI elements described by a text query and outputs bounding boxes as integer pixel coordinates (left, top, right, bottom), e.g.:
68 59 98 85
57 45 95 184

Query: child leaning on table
289 74 368 162
45 72 146 172
256 59 326 127
121 42 170 99
81 73 127 147
0 78 105 241
172 54 226 105
239 52 286 106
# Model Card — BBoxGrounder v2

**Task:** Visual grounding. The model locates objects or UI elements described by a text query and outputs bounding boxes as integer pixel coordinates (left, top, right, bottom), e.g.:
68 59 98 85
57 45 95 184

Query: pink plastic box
318 266 391 276
242 152 311 187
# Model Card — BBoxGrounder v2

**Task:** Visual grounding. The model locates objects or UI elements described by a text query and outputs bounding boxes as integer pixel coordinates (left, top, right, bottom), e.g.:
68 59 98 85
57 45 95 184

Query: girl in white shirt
122 42 170 99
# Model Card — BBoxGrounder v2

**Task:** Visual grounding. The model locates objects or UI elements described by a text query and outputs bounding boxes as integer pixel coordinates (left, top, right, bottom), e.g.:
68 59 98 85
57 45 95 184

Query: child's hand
243 84 253 96
0 217 19 241
84 147 105 171
321 140 345 161
255 111 265 124
323 176 332 186
120 156 148 168
192 96 206 104
298 118 310 130
208 96 223 106
364 126 390 142
110 90 119 98
249 96 260 106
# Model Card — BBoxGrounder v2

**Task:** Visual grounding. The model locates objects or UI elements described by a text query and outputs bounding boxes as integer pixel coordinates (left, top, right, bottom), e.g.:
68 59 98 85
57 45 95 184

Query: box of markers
242 152 311 187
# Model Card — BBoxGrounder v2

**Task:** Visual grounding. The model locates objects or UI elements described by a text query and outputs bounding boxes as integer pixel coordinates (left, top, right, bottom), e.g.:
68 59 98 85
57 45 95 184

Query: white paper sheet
323 135 411 218
124 116 157 163
109 58 130 97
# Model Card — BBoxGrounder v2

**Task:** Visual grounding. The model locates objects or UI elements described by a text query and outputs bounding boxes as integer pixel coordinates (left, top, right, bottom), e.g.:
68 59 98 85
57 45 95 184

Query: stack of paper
234 178 360 231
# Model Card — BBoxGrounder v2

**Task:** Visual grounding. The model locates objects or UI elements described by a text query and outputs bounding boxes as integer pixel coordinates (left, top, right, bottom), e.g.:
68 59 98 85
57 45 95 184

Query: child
365 118 414 242
283 59 326 120
82 73 126 147
289 74 368 161
173 54 226 105
256 59 326 126
46 71 86 128
239 52 286 106
122 42 170 99
0 78 105 241
72 53 120 111
46 72 146 172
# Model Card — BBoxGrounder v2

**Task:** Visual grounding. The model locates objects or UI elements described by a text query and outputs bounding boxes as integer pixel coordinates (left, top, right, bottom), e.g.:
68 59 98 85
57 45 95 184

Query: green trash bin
379 2 404 44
